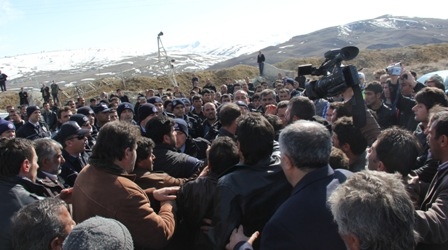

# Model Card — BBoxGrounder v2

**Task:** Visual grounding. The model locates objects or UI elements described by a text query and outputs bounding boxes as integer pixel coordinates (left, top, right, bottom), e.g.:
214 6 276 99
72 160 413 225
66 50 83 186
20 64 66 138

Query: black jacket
211 146 292 250
16 121 51 140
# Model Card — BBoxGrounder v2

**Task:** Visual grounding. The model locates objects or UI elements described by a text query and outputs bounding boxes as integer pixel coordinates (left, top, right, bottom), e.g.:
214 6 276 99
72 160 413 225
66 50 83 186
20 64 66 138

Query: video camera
299 46 360 100
385 62 402 76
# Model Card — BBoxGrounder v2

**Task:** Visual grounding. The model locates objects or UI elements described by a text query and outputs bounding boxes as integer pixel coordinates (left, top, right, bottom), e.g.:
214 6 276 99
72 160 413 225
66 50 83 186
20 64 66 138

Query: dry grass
1 43 447 110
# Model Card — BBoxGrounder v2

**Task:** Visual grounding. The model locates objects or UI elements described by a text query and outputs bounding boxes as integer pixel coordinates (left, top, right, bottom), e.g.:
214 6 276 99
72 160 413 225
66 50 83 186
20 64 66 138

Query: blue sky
1 0 447 57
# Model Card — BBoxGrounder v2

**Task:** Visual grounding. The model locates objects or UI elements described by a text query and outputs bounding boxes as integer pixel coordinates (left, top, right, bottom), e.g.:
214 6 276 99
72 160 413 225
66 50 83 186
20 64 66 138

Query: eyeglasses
67 134 86 140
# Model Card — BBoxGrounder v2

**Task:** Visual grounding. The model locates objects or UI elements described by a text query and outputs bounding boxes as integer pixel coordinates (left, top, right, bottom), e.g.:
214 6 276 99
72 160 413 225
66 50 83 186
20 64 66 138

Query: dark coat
152 143 204 178
260 166 350 250
0 177 41 249
59 150 89 187
16 121 51 140
211 149 292 250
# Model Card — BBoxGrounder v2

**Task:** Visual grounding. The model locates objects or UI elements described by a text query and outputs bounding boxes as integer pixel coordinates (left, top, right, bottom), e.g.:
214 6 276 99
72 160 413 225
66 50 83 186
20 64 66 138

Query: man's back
212 152 291 250
260 166 350 250
152 143 203 178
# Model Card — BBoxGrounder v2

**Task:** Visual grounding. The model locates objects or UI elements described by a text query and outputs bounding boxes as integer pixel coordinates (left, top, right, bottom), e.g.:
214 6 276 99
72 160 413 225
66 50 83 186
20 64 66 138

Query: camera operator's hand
400 70 417 88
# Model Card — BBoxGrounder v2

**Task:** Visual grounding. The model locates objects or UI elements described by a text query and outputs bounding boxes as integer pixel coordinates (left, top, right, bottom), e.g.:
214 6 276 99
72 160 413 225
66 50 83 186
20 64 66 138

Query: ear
20 158 31 174
49 236 64 250
163 134 170 145
377 161 387 172
124 147 132 160
281 153 294 171
292 115 300 122
341 233 360 250
440 135 448 148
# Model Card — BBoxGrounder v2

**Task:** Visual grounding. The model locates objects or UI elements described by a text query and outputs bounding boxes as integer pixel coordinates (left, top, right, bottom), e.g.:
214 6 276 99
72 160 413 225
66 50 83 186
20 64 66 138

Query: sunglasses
67 134 86 140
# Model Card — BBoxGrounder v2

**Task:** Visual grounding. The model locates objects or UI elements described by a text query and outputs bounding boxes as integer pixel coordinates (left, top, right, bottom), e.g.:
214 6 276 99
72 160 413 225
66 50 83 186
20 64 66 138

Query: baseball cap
93 103 110 114
117 102 134 117
0 119 15 134
174 118 189 136
147 96 163 104
77 106 94 116
53 121 90 144
138 103 158 122
172 99 185 108
70 114 90 127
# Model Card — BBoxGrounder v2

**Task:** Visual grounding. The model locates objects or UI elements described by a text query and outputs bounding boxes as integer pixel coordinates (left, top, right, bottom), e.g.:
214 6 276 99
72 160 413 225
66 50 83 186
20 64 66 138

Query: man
40 83 51 103
212 113 292 250
171 98 201 138
332 117 368 172
8 108 25 131
203 78 217 92
116 89 129 103
329 171 418 250
55 106 73 132
72 121 178 249
190 95 205 122
132 137 186 209
146 116 204 178
42 102 58 132
34 138 68 196
137 103 159 136
16 105 51 140
278 88 290 101
177 137 240 249
93 103 111 130
148 96 167 115
257 51 265 76
174 118 209 160
50 81 61 105
202 102 218 137
53 121 90 187
11 198 75 250
363 82 397 129
0 138 42 249
233 90 249 104
227 120 351 250
76 97 85 108
414 111 448 249
117 102 136 124
276 100 289 127
260 89 277 111
367 127 421 177
19 87 29 105
77 106 98 140
0 119 15 138
206 102 241 142
0 70 7 91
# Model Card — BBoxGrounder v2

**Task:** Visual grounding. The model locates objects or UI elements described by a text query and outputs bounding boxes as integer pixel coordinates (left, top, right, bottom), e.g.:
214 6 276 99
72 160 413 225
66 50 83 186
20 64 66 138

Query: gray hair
279 120 331 168
34 138 63 165
11 198 69 250
329 171 418 250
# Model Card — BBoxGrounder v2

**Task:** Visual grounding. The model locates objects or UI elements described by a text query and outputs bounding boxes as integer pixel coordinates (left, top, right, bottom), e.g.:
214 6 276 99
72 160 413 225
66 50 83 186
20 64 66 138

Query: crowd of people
1 65 448 250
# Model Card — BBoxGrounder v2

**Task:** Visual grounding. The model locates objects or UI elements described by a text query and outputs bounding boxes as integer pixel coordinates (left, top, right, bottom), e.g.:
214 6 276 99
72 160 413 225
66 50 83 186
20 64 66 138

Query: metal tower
157 32 178 87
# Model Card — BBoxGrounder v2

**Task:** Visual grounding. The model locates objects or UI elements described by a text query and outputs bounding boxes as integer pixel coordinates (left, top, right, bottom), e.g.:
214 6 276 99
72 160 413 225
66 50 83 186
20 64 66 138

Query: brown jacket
72 164 176 249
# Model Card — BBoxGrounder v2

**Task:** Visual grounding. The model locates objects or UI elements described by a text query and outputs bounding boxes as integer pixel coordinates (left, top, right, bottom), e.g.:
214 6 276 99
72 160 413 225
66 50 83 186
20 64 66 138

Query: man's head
426 111 448 162
425 74 445 92
413 87 448 123
0 137 38 182
93 103 111 125
145 116 176 147
278 88 290 101
237 113 274 165
219 102 242 130
329 171 418 250
11 198 75 250
34 138 65 175
77 106 95 126
90 121 140 173
276 100 289 127
26 106 41 123
220 94 231 104
147 96 164 113
0 119 15 138
53 121 89 154
135 137 156 171
138 103 158 126
279 120 331 184
203 102 217 122
117 102 134 123
202 89 212 103
192 95 203 109
332 117 367 156
233 90 249 104
260 89 277 108
285 96 316 125
174 118 189 149
208 136 240 175
171 99 185 118
57 106 73 125
363 82 383 107
367 127 421 177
